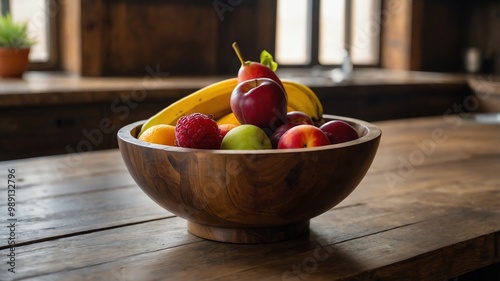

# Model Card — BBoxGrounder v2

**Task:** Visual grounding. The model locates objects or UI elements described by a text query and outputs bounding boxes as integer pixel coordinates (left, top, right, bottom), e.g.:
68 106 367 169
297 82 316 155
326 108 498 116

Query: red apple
320 120 359 144
278 124 330 149
270 112 315 148
218 124 237 138
286 111 314 125
271 122 299 148
230 78 288 134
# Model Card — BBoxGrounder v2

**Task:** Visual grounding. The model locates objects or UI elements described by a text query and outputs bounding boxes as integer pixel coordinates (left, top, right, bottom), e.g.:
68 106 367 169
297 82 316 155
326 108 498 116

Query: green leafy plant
0 14 35 48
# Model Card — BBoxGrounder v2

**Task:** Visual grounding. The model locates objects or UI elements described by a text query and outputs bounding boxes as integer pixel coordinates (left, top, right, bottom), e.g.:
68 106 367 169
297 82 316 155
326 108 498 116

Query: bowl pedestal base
187 220 310 243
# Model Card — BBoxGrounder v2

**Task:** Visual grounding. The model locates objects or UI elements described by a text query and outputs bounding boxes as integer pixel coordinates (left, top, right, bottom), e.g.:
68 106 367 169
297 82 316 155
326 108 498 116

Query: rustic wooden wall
417 0 466 72
382 0 465 72
462 0 500 74
60 0 81 74
60 0 276 76
382 0 500 75
60 0 500 76
380 0 415 70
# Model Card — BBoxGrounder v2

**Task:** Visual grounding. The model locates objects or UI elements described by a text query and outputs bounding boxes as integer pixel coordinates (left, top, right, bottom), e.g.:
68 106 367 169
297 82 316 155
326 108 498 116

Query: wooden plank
80 0 105 76
364 116 500 173
101 1 218 76
409 0 423 71
339 145 500 210
417 0 464 72
219 212 499 281
0 218 202 280
0 172 131 202
0 150 129 188
0 182 171 247
0 160 171 247
60 0 82 74
4 187 497 280
380 0 413 70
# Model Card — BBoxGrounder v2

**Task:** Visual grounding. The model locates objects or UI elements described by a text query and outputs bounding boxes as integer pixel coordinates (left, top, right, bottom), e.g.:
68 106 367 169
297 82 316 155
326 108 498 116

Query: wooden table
1 115 499 280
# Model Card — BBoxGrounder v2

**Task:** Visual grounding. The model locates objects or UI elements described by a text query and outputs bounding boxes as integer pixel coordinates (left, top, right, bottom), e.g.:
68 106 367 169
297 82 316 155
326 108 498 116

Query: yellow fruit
138 77 323 138
138 78 238 137
216 112 241 126
287 105 296 112
138 124 176 146
282 80 323 121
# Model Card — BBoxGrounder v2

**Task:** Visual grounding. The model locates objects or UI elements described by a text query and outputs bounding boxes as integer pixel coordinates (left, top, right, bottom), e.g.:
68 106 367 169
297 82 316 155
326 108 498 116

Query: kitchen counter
0 69 467 107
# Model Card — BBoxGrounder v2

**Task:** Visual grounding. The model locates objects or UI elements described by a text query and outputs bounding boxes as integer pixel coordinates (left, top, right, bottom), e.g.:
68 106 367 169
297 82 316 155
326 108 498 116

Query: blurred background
1 0 499 160
3 0 499 75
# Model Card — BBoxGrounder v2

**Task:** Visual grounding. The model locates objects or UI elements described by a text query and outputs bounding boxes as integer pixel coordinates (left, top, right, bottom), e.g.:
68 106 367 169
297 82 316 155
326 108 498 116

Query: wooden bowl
117 115 381 243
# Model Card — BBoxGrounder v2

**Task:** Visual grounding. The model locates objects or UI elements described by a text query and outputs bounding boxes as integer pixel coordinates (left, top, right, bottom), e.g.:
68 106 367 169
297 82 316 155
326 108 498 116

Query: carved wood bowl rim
118 114 381 154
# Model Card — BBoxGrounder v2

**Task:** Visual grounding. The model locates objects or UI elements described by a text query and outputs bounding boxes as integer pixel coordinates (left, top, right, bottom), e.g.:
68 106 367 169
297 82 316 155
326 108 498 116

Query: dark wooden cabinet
0 101 169 160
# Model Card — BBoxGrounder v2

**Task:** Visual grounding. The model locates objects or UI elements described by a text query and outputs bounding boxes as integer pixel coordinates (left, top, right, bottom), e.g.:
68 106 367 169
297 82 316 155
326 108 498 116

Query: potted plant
0 13 35 78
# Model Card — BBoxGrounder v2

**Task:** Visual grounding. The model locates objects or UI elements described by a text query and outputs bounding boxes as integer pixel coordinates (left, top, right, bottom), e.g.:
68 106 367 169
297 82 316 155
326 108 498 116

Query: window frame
277 0 382 69
29 0 59 71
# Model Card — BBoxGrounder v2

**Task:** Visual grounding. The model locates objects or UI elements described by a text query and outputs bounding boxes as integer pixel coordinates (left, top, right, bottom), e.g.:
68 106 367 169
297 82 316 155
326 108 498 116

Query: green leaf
260 50 278 72
0 13 36 48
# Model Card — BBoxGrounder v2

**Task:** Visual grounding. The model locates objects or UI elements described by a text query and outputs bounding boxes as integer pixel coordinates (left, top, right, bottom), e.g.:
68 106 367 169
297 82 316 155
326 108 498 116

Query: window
276 0 381 67
1 0 57 68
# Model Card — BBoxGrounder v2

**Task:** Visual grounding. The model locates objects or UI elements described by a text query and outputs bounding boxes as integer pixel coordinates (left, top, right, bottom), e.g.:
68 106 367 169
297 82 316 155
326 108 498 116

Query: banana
282 79 323 121
216 112 240 126
139 78 238 136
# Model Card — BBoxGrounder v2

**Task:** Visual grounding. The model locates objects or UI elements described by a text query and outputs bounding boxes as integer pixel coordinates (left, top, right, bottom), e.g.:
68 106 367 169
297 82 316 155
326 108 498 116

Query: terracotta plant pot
0 47 30 78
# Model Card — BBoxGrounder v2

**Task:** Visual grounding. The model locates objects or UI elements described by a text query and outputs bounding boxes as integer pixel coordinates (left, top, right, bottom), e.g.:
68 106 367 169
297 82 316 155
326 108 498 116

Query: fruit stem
232 42 246 66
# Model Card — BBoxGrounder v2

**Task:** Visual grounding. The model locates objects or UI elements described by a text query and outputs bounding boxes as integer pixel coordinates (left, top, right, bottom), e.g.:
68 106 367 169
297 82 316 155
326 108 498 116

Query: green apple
220 124 272 150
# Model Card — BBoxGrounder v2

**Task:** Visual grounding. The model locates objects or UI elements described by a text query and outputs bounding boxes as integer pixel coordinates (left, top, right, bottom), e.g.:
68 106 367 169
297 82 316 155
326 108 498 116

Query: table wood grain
0 115 499 280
